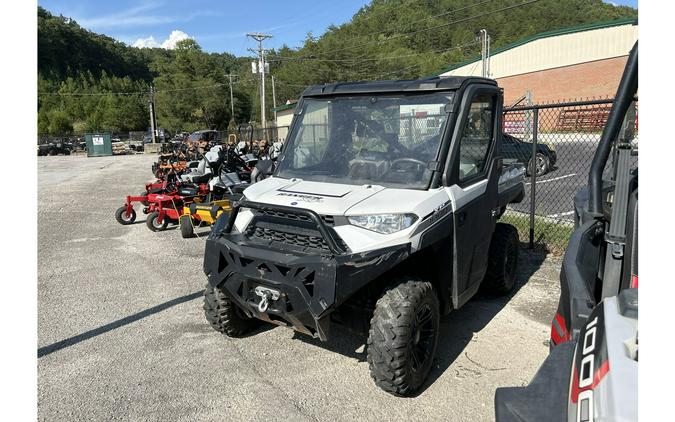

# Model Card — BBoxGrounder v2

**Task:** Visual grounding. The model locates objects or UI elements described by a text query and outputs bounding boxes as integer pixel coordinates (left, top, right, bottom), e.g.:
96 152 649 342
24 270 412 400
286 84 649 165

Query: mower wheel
367 279 440 397
481 223 519 295
146 211 169 232
115 206 136 225
179 215 194 238
203 283 260 337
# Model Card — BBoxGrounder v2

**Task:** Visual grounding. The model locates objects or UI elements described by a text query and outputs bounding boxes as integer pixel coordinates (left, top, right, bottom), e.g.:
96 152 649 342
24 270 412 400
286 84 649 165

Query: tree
48 110 73 134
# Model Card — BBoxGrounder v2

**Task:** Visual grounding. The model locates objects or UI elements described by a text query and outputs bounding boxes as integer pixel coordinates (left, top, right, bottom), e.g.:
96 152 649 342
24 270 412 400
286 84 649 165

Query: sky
37 0 638 57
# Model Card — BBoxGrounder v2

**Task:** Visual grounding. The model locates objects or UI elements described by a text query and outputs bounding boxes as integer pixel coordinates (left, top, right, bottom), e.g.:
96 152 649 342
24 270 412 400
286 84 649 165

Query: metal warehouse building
274 18 638 131
438 18 638 105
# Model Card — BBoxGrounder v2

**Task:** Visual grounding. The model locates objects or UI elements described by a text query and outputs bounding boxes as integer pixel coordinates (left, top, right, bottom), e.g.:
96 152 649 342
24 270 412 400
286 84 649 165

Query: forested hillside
38 7 252 135
37 0 636 136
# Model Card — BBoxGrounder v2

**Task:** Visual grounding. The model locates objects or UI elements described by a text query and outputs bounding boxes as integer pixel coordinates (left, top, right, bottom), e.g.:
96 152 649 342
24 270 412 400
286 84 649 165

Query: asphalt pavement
508 135 599 222
38 154 561 421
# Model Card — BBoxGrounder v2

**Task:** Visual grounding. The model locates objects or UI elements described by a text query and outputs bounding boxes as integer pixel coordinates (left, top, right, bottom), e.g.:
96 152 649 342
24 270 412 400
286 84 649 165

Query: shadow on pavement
291 246 547 396
38 290 204 358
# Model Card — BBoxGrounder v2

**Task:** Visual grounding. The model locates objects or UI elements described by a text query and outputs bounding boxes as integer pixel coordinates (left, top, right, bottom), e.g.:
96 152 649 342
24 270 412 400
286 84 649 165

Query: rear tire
114 206 136 225
481 223 519 295
146 211 168 232
203 283 259 337
367 279 440 396
179 214 194 238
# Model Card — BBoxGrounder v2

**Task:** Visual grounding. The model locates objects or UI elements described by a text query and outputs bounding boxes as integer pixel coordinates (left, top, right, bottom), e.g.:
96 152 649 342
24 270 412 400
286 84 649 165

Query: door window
457 94 495 181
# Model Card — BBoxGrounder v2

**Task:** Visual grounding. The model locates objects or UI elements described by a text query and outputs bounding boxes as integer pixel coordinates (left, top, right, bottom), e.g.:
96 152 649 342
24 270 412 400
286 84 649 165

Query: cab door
444 84 503 308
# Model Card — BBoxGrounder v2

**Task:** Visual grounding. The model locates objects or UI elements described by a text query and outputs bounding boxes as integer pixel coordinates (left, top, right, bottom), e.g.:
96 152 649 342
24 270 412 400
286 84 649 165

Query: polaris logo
276 192 323 203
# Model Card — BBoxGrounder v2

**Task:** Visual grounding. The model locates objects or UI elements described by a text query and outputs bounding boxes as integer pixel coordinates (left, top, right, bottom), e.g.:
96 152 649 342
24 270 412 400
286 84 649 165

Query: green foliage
37 6 253 135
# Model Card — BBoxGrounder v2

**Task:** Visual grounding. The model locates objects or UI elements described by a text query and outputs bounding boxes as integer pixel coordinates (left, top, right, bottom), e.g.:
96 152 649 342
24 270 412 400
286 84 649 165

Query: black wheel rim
410 303 435 373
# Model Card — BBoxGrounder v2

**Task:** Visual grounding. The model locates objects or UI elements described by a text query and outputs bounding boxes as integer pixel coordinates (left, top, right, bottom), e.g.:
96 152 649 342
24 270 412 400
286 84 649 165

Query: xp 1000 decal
568 303 608 422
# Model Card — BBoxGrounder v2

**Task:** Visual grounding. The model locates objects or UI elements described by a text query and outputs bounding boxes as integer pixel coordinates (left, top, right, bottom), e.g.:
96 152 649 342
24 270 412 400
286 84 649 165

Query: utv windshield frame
274 91 458 191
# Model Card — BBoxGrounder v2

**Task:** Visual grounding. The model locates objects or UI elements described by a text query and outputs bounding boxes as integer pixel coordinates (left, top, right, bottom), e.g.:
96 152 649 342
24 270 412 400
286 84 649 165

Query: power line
38 91 145 96
268 0 493 63
292 0 542 57
331 0 495 51
268 39 478 63
38 82 232 96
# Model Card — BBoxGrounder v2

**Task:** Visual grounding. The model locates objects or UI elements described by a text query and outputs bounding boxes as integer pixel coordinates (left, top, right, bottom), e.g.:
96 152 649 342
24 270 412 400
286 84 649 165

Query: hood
243 178 386 216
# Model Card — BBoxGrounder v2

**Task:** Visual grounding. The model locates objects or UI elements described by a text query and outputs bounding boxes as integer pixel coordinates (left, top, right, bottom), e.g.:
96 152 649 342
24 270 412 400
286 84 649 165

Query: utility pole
487 33 491 78
226 73 236 123
477 29 491 78
271 75 277 122
148 85 157 144
247 32 272 131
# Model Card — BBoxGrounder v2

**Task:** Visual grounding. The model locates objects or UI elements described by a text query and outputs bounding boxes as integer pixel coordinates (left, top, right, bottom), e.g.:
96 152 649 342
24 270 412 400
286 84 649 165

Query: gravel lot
38 154 560 421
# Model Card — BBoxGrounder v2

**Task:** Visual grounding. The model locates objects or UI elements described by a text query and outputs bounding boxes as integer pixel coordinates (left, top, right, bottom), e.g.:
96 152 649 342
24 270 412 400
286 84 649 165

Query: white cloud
161 30 192 49
132 30 193 49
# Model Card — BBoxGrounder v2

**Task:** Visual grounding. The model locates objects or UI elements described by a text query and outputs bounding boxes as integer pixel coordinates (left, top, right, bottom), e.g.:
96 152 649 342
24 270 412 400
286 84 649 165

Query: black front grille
256 208 335 226
246 226 330 252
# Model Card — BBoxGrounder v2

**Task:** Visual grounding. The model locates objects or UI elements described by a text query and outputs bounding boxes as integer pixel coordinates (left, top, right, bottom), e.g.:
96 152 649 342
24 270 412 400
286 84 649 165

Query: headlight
347 213 418 234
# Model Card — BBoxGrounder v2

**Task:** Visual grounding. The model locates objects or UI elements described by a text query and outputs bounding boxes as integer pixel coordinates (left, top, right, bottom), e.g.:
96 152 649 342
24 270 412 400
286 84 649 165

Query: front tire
367 279 440 396
203 283 259 337
526 153 550 177
481 223 519 295
179 214 194 238
114 206 136 225
146 211 168 232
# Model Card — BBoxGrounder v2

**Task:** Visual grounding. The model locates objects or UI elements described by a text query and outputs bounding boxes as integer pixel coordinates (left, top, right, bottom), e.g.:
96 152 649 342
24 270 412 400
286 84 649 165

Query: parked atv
201 76 526 396
494 42 638 422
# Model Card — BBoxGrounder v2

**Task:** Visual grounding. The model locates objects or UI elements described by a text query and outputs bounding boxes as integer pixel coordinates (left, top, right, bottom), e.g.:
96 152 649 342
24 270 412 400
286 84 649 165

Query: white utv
202 76 525 396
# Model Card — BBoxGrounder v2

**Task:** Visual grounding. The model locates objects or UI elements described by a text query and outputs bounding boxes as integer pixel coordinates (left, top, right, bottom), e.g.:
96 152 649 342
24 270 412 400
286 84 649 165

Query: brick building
438 18 638 106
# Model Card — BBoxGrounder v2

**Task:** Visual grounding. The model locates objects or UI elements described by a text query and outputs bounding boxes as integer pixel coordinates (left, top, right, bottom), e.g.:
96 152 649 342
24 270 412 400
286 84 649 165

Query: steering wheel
389 157 427 172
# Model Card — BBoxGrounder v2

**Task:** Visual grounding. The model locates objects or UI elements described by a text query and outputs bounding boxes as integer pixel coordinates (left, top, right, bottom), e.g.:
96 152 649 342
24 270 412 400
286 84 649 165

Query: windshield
276 92 454 189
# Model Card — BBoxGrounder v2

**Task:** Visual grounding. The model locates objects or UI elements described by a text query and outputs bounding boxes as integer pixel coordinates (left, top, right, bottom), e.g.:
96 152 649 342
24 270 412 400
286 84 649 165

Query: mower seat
190 173 212 184
178 185 199 197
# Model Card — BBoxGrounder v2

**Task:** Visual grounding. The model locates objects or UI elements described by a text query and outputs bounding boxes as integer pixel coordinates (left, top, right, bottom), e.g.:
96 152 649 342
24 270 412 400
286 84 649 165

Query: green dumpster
85 133 113 157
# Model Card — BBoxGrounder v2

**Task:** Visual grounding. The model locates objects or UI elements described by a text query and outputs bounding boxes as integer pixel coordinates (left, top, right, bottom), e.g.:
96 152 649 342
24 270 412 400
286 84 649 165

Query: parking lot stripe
525 173 576 185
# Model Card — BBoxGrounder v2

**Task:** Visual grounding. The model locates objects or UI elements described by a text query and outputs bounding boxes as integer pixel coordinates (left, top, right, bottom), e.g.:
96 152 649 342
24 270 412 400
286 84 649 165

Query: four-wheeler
201 75 526 396
494 42 638 421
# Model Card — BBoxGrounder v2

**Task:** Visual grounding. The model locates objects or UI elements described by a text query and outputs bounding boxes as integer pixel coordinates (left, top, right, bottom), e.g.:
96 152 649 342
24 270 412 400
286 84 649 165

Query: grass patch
500 211 574 254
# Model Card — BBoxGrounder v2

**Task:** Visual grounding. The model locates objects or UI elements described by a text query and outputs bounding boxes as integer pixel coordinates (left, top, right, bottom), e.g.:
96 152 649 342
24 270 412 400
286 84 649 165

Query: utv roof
301 76 496 97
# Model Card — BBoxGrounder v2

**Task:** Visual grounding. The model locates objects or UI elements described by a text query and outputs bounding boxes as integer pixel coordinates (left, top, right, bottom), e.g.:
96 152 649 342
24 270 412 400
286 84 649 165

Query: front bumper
203 201 410 340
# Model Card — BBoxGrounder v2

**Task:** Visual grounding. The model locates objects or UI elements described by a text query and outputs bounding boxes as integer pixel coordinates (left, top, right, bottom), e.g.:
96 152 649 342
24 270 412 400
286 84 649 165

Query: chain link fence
501 97 638 253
